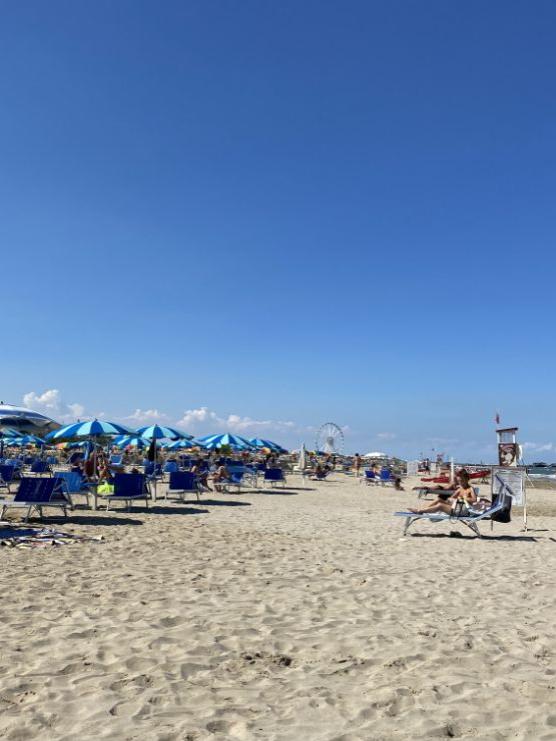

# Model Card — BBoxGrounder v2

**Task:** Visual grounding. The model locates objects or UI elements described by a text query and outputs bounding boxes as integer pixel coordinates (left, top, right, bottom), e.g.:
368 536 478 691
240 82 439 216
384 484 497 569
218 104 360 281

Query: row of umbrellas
0 419 285 452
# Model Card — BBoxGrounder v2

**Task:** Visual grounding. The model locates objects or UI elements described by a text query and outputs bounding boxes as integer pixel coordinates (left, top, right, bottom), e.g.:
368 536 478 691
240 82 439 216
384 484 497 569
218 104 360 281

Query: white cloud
377 432 396 440
175 406 297 436
124 408 169 425
23 389 85 424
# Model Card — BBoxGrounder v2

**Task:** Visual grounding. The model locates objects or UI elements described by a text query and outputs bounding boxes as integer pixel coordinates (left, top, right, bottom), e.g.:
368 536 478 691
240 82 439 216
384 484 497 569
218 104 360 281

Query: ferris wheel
315 422 344 455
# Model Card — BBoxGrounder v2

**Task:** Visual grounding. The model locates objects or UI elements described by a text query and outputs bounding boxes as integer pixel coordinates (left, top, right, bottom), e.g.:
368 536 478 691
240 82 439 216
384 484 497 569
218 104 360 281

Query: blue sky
1 1 555 460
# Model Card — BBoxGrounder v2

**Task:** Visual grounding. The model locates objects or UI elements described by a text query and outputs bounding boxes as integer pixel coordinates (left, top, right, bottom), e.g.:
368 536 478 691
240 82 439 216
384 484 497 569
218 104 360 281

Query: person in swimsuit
408 470 478 515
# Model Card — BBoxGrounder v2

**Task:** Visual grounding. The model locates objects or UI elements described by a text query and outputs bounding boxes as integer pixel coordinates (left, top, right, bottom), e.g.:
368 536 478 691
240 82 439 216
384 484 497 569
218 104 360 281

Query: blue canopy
197 433 254 450
249 438 286 452
10 434 45 446
167 439 199 450
115 436 150 449
136 425 193 441
45 419 134 440
0 427 21 438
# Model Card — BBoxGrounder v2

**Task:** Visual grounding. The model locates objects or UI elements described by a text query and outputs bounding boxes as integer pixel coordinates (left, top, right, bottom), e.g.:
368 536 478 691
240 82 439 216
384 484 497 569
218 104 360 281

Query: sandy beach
1 473 555 741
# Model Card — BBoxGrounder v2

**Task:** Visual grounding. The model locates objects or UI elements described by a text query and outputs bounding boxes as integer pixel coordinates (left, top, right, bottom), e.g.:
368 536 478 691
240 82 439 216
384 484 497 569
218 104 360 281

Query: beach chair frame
168 471 201 502
395 489 512 538
103 473 150 512
0 477 72 522
263 468 286 488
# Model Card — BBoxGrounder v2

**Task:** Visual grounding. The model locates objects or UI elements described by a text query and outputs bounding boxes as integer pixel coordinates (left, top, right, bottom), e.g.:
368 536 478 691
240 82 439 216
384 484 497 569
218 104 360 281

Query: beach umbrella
12 434 45 446
45 419 134 440
250 438 285 452
115 435 150 449
167 439 198 450
136 425 193 441
0 402 58 434
45 419 134 478
136 426 192 500
0 426 23 457
197 433 254 451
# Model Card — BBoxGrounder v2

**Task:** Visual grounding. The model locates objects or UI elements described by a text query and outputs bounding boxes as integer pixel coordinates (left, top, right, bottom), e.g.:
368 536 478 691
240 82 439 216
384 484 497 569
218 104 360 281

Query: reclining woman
409 470 487 515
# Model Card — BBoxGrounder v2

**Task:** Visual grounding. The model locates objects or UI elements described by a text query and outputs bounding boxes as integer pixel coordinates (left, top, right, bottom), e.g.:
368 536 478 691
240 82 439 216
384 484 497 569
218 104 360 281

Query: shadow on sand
408 532 538 542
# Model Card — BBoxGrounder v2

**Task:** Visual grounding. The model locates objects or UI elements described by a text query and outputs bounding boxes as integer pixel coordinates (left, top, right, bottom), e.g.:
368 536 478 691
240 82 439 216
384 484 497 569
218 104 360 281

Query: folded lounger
0 477 72 521
168 471 201 502
394 490 512 538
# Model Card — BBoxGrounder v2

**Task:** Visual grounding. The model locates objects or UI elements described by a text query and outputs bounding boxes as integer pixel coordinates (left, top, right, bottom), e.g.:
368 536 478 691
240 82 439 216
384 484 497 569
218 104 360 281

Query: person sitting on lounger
192 459 212 492
212 464 230 492
409 470 481 515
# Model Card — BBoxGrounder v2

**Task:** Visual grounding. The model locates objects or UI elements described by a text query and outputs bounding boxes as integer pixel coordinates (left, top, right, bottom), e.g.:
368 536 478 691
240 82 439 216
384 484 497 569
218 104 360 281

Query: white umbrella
363 451 387 458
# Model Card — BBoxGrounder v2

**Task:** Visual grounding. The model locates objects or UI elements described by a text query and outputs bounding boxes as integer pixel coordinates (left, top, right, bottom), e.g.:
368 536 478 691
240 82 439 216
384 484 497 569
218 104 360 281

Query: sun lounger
0 477 72 521
53 471 92 507
364 470 379 485
168 471 201 502
394 490 512 537
221 470 244 492
0 464 17 493
380 469 393 486
103 473 150 512
264 468 286 487
29 460 51 476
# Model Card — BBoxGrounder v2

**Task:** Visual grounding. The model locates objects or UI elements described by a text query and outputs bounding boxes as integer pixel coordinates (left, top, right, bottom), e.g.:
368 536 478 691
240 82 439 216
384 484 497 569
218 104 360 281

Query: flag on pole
495 412 500 425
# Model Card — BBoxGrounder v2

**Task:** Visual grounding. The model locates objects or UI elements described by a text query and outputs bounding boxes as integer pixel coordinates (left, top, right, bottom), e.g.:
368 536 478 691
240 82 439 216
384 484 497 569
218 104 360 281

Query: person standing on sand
354 453 361 477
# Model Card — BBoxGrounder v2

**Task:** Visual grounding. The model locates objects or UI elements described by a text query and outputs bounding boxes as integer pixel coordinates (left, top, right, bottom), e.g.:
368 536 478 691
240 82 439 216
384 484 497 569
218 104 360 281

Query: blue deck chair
110 454 123 465
168 471 201 502
394 489 512 538
264 468 286 488
221 469 244 492
30 460 50 476
53 471 92 508
380 469 393 485
143 462 163 478
364 470 379 485
103 473 150 512
0 464 17 493
0 477 72 521
163 461 179 476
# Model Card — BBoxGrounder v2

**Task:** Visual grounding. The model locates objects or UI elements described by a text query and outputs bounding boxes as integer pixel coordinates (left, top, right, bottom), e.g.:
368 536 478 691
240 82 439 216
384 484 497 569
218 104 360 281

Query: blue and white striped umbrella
115 435 150 449
167 439 199 450
10 434 46 446
136 425 193 441
0 427 20 438
45 419 134 440
197 433 254 450
249 438 285 452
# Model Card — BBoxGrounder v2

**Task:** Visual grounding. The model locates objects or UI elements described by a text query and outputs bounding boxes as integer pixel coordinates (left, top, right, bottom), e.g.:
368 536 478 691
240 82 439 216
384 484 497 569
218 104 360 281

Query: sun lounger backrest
15 477 64 503
53 471 84 494
30 461 49 474
169 471 197 490
264 468 284 481
0 465 15 482
114 473 146 497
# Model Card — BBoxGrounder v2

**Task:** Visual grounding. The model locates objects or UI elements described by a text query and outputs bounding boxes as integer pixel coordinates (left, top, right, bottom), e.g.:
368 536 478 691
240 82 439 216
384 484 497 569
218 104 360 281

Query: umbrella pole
152 440 157 502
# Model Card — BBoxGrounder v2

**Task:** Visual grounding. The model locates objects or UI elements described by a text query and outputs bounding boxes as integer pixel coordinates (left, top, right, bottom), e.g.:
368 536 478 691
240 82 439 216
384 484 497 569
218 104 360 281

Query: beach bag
97 482 114 495
490 493 512 523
